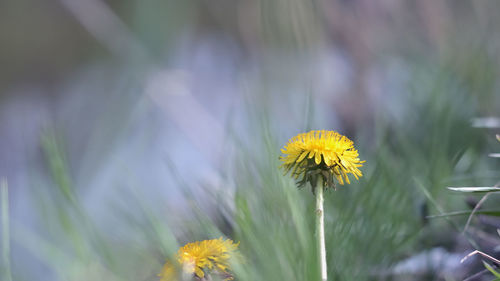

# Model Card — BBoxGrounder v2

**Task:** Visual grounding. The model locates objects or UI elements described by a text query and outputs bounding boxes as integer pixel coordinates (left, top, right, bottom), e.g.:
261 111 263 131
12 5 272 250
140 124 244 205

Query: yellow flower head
159 238 239 281
280 130 365 190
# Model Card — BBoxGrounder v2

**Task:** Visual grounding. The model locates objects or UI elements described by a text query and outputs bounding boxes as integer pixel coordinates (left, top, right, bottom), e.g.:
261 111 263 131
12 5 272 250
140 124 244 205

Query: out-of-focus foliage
1 0 500 281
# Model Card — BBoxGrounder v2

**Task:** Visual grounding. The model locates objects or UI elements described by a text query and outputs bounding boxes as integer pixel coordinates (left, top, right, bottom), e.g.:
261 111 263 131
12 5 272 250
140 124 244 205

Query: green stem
1 178 13 281
316 184 327 281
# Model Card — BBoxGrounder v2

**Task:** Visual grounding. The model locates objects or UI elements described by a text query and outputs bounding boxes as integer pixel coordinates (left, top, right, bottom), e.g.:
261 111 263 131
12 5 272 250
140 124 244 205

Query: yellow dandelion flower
159 238 239 281
280 130 365 189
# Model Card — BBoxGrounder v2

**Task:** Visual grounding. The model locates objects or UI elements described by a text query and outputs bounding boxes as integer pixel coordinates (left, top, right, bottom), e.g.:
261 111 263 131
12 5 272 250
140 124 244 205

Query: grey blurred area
1 0 500 280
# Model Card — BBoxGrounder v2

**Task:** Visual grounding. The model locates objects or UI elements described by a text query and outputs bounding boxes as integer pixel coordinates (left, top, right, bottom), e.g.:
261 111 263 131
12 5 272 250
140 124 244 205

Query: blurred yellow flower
159 238 239 281
159 261 177 281
280 130 364 189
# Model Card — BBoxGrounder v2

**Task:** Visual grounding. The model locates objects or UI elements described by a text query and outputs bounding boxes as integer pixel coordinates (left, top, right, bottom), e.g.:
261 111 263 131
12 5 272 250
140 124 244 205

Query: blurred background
1 0 500 280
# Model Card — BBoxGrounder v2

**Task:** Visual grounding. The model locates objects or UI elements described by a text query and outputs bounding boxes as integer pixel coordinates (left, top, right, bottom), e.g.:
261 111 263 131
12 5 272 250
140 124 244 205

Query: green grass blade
447 186 500 193
1 179 13 281
415 178 480 249
483 261 500 278
426 209 500 218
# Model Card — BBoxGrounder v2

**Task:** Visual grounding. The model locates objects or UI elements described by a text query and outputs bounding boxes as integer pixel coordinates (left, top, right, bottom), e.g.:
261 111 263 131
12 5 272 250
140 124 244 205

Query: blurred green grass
2 1 500 281
3 61 498 281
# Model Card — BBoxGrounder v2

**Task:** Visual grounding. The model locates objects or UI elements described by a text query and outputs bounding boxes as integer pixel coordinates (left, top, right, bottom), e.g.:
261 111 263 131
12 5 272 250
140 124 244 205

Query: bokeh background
1 0 500 280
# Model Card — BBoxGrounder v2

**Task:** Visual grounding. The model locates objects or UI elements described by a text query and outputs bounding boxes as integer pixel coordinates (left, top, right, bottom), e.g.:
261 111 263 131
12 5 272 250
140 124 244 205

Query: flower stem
316 184 327 281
